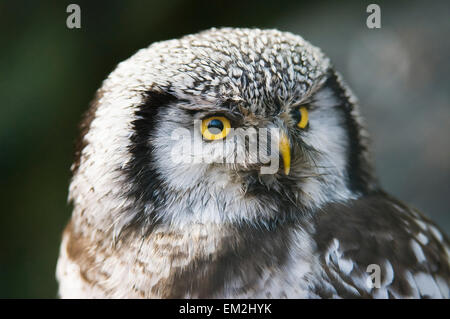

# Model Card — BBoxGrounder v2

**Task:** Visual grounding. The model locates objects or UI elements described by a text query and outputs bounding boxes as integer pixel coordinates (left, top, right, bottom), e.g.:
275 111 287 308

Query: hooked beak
279 132 291 175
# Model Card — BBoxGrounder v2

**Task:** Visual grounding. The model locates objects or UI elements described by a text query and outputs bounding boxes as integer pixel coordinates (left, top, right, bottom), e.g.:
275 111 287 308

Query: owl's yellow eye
294 106 309 129
201 116 231 140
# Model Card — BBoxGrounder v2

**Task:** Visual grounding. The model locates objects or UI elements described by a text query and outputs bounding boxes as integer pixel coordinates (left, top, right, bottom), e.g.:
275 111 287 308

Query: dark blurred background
0 0 449 298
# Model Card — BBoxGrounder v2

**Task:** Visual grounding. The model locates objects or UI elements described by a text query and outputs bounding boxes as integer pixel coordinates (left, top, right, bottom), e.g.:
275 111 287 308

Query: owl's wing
312 192 450 298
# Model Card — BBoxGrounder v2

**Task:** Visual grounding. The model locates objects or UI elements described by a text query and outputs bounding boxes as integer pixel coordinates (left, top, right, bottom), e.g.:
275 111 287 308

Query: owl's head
71 28 377 234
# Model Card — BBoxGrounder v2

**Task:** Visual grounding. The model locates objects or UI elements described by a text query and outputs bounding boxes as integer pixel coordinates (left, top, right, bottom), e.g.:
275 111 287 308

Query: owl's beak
279 132 291 175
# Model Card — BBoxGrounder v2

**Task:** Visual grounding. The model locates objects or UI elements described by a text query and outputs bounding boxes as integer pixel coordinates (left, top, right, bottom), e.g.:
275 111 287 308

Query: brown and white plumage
57 28 449 298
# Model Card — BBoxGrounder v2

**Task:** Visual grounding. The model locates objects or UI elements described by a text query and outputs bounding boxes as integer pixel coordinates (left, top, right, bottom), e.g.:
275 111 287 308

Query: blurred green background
0 0 449 298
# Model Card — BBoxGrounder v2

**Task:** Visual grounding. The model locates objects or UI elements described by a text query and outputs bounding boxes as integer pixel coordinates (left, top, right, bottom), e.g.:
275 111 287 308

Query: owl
57 28 449 298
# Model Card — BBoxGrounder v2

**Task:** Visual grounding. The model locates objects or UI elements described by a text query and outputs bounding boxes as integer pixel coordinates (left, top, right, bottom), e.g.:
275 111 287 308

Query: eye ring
201 116 231 140
296 106 309 129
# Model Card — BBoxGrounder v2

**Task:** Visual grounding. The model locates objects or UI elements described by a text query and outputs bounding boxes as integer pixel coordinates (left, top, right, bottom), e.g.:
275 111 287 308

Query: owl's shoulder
309 192 450 298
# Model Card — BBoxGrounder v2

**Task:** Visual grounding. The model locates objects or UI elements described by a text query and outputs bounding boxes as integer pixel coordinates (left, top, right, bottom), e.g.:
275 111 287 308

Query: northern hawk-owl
57 28 450 298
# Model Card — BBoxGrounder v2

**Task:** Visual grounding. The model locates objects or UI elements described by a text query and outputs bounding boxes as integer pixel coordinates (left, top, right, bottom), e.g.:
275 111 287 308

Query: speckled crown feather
103 28 330 111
